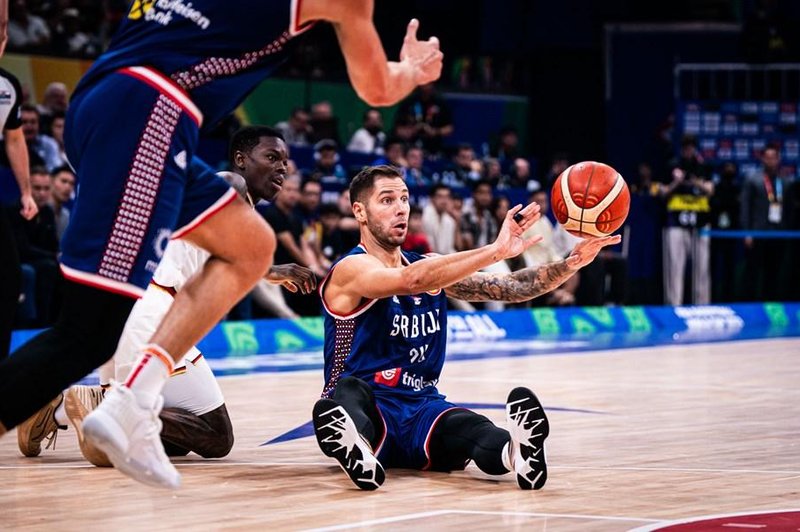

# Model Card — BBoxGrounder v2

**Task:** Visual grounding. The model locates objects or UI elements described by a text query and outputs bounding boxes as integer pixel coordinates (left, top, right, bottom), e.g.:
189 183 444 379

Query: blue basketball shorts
60 66 235 298
373 391 466 470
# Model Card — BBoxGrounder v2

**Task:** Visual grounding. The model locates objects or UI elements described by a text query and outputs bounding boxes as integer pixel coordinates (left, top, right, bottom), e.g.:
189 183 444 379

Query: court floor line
2 461 798 476
305 509 660 531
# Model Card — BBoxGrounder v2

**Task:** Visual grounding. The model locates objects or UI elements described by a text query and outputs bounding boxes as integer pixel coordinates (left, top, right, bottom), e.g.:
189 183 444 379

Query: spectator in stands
543 152 570 189
401 205 431 255
460 179 497 251
296 178 322 230
36 82 68 135
307 202 349 273
7 0 51 53
442 143 481 187
8 168 60 326
520 190 578 306
373 137 409 177
49 111 66 163
347 108 386 156
336 188 361 250
309 139 347 184
483 157 505 188
391 113 418 146
258 174 316 316
422 184 459 255
21 104 64 172
275 107 311 147
49 165 75 240
508 157 540 191
661 134 713 305
710 162 741 302
740 145 791 301
308 100 340 145
52 8 101 58
395 82 454 157
405 146 432 186
491 126 521 173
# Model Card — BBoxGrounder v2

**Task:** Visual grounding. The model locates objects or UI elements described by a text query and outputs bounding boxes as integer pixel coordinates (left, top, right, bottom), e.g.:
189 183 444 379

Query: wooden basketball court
1 337 798 530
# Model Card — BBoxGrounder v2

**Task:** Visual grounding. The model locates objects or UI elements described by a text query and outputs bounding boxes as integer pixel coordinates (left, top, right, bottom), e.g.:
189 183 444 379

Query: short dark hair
229 126 285 163
20 104 39 116
30 165 49 176
471 178 493 193
51 164 74 176
429 183 451 196
319 203 342 217
409 205 423 217
349 165 403 205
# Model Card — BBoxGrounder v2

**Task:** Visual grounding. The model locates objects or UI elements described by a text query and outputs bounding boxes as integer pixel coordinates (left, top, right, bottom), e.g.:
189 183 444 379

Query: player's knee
232 217 275 281
334 376 374 401
196 404 234 458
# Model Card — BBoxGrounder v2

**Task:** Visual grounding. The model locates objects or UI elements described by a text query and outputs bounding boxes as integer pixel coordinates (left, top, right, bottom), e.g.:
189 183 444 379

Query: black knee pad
333 376 375 402
196 404 234 458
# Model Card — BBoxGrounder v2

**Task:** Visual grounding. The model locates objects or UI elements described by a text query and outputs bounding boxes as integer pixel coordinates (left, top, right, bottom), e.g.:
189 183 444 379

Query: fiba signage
447 313 507 342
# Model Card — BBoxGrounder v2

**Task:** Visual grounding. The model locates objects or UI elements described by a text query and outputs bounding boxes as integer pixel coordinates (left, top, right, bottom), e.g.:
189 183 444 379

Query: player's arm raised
445 235 621 302
299 0 442 106
325 204 543 313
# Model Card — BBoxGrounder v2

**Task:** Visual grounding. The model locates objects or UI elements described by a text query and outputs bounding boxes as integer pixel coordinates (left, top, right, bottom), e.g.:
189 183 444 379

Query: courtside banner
10 304 800 360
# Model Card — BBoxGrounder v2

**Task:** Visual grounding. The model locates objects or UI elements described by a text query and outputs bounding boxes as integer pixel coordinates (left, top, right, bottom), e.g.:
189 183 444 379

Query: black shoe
506 387 550 490
312 398 385 491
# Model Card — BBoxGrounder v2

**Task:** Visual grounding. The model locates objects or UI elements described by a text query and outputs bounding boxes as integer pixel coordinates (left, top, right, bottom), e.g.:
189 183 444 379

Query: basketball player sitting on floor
313 165 620 490
18 126 316 464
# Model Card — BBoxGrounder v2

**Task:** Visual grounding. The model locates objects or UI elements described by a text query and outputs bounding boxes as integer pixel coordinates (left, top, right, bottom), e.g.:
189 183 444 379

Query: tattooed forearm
445 260 576 302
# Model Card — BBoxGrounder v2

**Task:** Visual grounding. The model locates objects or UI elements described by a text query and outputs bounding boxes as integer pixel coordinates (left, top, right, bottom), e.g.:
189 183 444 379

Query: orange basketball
550 161 630 238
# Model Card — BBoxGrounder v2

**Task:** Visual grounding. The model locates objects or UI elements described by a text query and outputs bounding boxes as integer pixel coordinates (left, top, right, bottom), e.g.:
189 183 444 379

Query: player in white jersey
18 127 315 465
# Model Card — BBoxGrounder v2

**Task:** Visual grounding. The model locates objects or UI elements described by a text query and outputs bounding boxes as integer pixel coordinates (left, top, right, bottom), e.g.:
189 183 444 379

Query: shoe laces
43 426 60 451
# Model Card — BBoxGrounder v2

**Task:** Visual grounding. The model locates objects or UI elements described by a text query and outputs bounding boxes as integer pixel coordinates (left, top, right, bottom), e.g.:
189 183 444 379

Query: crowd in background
3 72 798 331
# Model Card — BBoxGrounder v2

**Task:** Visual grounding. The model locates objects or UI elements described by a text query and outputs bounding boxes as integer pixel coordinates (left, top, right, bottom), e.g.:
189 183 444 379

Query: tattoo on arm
445 261 575 302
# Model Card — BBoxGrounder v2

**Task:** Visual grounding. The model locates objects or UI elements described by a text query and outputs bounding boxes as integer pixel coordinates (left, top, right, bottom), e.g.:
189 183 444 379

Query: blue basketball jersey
75 0 310 129
320 245 449 399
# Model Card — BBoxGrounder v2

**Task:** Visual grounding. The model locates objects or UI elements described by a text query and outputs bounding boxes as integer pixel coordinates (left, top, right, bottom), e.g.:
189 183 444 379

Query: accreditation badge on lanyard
763 174 783 224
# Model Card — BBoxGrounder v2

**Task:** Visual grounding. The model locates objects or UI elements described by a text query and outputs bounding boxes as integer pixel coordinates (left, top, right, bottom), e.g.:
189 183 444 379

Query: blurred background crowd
2 0 800 329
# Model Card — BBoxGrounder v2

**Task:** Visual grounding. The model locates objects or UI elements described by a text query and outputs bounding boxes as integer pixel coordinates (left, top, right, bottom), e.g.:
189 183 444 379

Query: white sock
124 345 173 409
54 396 68 427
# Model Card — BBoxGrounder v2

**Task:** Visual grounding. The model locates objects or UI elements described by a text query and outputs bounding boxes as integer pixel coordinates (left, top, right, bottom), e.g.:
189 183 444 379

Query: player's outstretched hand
265 264 318 294
493 202 542 260
19 193 38 220
565 235 622 271
400 19 443 85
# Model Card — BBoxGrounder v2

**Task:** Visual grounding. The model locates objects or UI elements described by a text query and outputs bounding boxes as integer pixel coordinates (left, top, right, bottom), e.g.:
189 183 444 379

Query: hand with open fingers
493 202 542 260
265 264 318 295
565 234 622 271
400 19 443 85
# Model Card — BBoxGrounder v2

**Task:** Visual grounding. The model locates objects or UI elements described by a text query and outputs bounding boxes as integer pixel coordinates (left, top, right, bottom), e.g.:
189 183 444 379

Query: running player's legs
110 281 230 457
0 71 200 431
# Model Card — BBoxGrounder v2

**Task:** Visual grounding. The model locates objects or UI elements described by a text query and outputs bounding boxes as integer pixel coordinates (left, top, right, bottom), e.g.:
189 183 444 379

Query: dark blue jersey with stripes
320 245 449 399
74 0 310 129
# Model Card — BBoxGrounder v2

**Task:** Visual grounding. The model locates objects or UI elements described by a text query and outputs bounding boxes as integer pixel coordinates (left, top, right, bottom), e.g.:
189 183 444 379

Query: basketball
550 161 630 238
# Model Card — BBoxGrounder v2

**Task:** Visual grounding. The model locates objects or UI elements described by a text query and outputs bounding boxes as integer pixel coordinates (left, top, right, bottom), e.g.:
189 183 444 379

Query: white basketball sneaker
82 383 180 489
506 387 550 490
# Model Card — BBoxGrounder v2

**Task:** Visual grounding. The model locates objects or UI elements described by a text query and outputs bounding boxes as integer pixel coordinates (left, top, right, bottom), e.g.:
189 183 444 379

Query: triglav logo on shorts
129 0 211 30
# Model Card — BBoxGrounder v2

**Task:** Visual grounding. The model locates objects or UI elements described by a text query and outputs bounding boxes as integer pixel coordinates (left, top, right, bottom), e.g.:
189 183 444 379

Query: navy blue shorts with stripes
61 67 234 299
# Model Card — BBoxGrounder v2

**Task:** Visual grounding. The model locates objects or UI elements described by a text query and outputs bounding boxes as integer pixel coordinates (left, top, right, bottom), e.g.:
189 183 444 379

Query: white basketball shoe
506 386 550 490
82 383 180 489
